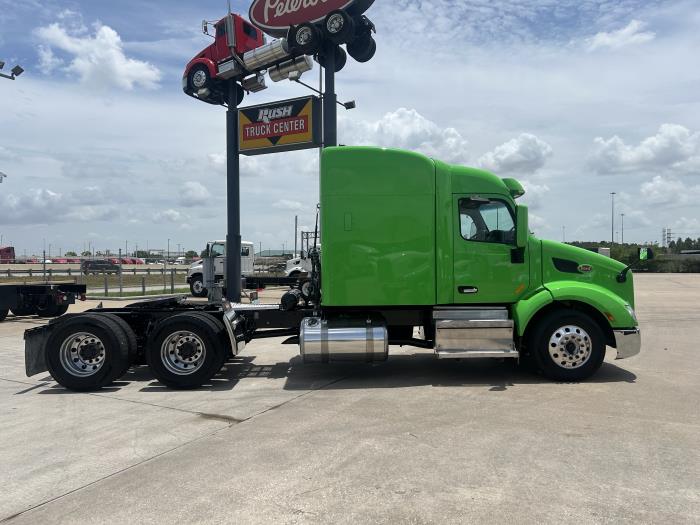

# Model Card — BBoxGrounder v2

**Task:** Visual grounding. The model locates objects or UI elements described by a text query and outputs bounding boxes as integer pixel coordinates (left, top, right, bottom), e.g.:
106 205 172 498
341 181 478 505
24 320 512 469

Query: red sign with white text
249 0 375 37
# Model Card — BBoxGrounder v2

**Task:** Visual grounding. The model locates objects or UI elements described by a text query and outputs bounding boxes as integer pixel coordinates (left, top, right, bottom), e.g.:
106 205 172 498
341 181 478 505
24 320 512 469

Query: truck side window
241 247 250 257
459 199 515 244
243 23 258 39
210 243 226 257
216 24 226 37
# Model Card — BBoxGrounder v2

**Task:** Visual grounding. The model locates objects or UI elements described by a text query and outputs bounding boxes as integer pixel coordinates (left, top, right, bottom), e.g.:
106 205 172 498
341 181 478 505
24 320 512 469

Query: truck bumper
24 325 52 376
614 328 641 359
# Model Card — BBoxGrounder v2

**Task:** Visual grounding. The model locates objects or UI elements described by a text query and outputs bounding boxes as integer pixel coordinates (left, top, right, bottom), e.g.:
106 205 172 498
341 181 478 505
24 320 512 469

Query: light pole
0 61 24 81
610 192 616 244
0 171 7 183
621 213 625 244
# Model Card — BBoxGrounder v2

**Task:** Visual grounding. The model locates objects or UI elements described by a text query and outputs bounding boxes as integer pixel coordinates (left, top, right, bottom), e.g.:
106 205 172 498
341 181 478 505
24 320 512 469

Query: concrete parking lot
1 274 698 524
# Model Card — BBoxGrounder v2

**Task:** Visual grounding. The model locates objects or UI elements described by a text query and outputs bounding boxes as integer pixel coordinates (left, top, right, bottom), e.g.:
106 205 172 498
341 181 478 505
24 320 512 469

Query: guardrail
0 267 189 278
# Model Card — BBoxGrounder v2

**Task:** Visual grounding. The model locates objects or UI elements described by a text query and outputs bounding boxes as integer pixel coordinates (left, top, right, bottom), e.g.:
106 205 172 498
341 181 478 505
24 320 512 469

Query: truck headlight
624 304 638 325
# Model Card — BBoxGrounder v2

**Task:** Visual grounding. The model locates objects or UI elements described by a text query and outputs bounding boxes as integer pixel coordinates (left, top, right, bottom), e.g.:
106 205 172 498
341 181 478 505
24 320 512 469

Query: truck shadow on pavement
35 353 636 394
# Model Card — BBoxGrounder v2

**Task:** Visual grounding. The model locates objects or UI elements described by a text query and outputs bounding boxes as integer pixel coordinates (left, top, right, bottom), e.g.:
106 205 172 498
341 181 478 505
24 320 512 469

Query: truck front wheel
526 309 606 382
188 65 211 93
45 314 131 391
189 275 208 298
146 313 227 389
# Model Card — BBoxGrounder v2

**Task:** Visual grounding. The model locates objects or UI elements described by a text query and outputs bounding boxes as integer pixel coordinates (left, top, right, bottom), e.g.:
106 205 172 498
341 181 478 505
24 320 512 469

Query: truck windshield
210 243 225 257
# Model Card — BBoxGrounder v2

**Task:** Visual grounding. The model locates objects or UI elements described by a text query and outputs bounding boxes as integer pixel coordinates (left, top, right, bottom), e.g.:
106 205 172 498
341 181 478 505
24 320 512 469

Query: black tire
36 302 69 318
323 10 355 44
288 23 321 55
0 309 7 322
45 314 131 391
10 306 36 317
189 274 208 298
146 313 227 389
188 64 211 93
84 313 138 377
347 34 376 63
526 309 606 382
317 45 347 72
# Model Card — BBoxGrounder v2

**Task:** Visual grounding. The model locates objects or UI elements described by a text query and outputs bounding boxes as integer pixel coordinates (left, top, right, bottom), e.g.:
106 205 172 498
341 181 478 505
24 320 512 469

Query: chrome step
434 309 518 359
433 307 508 320
436 348 519 359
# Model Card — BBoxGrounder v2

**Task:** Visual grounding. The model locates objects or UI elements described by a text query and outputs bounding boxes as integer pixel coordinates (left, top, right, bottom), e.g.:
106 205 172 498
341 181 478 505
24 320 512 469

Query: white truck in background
187 241 255 297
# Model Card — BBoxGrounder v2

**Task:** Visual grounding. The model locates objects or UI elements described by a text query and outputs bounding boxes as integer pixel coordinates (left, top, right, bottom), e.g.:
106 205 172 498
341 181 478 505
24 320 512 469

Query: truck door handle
458 286 478 294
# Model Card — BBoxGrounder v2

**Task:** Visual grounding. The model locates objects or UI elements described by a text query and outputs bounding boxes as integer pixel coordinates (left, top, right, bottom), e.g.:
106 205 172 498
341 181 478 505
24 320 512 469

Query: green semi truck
24 146 640 390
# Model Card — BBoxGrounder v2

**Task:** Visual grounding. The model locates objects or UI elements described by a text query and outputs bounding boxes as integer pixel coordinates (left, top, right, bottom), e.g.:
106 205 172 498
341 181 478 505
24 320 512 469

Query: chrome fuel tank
300 318 388 363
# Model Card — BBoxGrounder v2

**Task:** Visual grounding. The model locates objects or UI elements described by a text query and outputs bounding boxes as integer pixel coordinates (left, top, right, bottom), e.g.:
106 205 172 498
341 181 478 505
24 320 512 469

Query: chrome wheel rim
160 331 206 375
192 280 204 294
192 70 207 88
59 332 106 377
327 14 344 33
296 27 313 45
548 325 592 369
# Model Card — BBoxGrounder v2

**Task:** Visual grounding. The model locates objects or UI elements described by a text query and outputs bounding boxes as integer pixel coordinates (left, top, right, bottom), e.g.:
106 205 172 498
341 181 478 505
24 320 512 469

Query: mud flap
24 326 52 377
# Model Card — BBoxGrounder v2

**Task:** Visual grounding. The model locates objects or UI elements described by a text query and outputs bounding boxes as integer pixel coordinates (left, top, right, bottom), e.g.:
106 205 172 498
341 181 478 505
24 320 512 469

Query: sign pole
226 79 242 302
322 41 337 148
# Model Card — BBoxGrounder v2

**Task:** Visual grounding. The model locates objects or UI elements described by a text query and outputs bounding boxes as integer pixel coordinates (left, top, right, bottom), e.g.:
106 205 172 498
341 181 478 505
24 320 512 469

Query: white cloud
344 108 470 164
179 181 211 207
640 175 700 206
586 20 655 51
590 124 700 174
520 181 551 210
152 209 182 223
272 199 304 211
0 188 118 224
477 134 553 174
36 45 63 74
34 22 161 90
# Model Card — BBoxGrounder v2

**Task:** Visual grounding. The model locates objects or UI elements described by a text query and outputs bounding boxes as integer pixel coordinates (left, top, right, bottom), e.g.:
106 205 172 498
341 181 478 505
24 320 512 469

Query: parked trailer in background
0 246 16 263
24 148 641 391
1 282 86 321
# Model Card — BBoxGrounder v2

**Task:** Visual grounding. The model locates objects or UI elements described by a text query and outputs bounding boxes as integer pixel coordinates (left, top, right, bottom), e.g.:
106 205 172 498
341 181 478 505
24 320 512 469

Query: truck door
214 22 231 62
452 195 529 304
210 242 226 278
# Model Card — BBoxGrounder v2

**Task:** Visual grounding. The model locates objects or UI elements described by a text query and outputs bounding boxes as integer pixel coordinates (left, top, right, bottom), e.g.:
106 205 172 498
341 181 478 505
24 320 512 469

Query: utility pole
610 192 616 244
620 213 625 244
294 215 298 256
225 79 242 302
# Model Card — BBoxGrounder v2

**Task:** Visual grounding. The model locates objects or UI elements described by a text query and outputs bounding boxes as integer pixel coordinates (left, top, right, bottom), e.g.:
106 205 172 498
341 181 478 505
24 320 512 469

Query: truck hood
540 239 635 308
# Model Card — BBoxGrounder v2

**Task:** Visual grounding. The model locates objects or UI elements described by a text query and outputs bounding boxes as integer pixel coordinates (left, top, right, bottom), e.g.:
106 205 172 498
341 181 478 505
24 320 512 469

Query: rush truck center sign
239 96 321 156
249 0 375 37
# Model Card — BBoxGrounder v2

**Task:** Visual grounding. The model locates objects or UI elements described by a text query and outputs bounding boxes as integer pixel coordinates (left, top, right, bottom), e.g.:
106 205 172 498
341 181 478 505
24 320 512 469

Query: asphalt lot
1 274 698 524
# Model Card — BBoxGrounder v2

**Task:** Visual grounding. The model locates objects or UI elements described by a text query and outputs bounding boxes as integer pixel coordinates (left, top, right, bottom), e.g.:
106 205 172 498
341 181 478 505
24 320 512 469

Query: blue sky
1 0 699 256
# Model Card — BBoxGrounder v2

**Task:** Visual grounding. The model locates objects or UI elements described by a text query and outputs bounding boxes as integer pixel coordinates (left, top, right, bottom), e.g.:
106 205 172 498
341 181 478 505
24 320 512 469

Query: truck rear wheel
10 306 35 317
189 275 208 298
527 309 605 381
45 314 131 391
146 313 227 389
36 303 69 318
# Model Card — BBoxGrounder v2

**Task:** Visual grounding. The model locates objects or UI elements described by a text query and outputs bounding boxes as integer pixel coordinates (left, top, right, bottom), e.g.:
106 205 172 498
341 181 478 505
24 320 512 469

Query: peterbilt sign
249 0 375 37
239 96 321 155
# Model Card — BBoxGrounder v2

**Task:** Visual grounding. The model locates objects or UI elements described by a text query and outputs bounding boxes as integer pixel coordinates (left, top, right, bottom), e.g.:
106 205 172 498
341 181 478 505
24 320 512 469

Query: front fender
184 59 217 82
545 281 636 329
513 288 553 336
